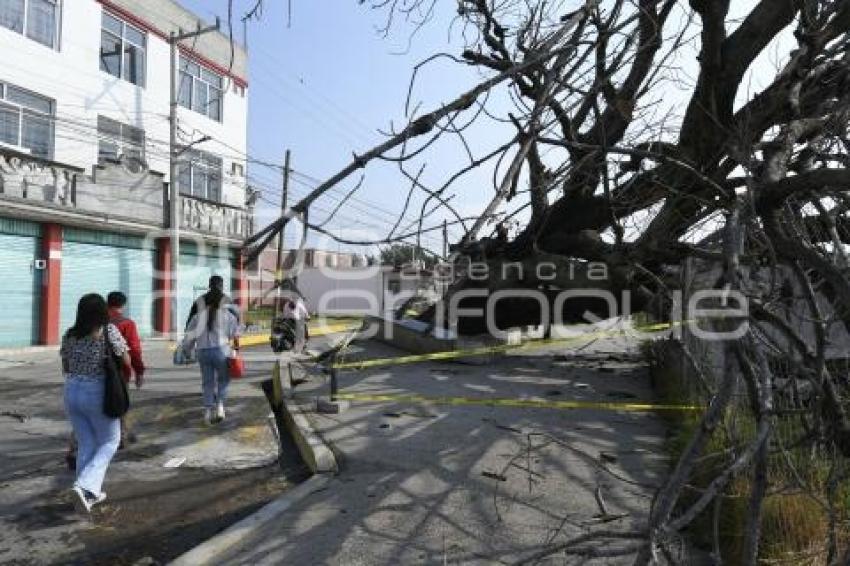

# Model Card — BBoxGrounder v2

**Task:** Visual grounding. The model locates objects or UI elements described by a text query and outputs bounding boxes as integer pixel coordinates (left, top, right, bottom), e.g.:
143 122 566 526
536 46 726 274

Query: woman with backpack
62 293 130 513
183 286 241 425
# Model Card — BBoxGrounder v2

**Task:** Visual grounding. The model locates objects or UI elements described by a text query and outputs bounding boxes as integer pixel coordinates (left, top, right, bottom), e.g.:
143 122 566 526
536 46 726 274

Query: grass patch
643 338 849 562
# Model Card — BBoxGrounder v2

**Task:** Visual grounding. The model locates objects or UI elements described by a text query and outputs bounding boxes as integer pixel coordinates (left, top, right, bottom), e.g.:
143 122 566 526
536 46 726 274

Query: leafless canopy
245 1 850 561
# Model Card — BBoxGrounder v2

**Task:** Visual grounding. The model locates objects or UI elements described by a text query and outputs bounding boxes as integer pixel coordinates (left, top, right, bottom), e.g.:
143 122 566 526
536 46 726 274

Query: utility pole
442 219 448 259
274 150 291 319
168 19 219 337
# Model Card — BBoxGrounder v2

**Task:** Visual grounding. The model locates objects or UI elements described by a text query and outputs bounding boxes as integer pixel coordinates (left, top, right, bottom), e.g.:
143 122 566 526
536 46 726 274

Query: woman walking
183 286 241 425
62 293 130 513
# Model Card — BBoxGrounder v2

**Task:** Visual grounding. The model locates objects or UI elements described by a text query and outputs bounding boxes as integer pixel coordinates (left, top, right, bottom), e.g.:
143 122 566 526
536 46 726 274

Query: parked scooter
269 315 297 353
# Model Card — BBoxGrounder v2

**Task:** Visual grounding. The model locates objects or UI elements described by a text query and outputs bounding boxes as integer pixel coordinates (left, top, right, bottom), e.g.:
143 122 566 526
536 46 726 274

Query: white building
0 0 248 203
0 0 251 347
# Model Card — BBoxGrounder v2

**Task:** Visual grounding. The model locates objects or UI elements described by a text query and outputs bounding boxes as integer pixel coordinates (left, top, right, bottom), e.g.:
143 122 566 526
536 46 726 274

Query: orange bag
227 352 245 379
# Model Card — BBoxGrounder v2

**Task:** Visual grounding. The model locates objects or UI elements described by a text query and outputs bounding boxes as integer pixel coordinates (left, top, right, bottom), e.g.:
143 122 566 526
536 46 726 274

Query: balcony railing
179 194 254 240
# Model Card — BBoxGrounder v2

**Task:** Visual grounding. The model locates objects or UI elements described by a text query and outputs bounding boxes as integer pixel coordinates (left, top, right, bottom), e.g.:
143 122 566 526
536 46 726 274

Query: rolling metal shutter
60 230 155 337
0 219 41 347
177 246 233 329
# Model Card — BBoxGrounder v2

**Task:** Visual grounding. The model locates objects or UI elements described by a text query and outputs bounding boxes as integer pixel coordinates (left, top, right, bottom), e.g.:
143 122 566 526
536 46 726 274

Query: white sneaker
90 492 107 507
215 402 226 423
71 486 92 514
203 408 213 426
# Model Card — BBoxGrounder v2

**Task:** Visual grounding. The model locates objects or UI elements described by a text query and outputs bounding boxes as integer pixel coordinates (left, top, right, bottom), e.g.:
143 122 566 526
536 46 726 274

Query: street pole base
316 397 350 414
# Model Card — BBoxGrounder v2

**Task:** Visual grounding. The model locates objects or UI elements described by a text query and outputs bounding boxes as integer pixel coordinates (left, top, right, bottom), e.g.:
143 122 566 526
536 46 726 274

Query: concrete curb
281 394 339 474
168 473 331 566
168 379 339 564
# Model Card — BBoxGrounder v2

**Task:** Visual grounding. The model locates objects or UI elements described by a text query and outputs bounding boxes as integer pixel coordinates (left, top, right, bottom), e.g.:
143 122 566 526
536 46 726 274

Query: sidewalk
0 319 360 358
211 329 679 565
0 342 307 565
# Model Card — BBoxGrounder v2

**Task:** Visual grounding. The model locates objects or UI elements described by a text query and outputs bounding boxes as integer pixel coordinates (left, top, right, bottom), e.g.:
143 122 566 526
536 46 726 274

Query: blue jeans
197 347 230 408
64 377 120 497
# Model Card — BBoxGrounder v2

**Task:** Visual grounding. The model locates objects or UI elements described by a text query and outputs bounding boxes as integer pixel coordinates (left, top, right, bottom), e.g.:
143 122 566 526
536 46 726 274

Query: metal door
177 250 232 329
60 231 155 337
0 231 40 347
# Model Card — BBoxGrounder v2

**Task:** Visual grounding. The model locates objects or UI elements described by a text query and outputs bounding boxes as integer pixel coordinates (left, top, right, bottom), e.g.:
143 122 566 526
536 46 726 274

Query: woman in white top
183 288 241 425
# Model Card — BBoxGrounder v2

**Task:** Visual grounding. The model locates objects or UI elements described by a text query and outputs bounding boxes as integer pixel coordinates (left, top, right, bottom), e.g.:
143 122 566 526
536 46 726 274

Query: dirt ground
2 414 309 566
0 345 310 566
80 466 306 566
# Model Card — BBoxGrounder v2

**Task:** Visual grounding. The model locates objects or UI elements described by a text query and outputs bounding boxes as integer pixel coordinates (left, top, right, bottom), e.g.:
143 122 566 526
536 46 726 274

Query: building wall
107 0 248 78
245 262 435 320
0 0 249 207
0 0 251 347
297 267 386 317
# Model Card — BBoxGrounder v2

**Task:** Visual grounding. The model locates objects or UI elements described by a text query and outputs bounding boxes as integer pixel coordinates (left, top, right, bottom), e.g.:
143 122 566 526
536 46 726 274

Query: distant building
245 246 369 308
0 0 250 347
245 246 439 319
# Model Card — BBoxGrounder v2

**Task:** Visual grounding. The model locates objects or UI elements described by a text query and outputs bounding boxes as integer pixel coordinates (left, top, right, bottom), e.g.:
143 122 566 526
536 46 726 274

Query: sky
176 0 789 256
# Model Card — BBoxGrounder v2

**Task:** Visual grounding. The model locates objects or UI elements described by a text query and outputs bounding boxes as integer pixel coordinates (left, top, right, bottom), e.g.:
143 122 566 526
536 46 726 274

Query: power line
249 174 445 249
252 174 447 245
45 112 436 238
43 113 456 246
2 38 458 246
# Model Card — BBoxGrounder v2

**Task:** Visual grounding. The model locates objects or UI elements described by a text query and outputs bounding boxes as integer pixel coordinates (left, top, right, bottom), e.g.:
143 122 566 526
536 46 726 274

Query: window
100 11 145 86
0 81 54 158
97 115 144 163
231 162 244 177
177 148 222 202
178 56 223 121
0 0 58 48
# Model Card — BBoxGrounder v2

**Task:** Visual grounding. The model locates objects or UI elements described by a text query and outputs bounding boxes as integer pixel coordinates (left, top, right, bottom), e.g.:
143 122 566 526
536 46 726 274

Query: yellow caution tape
333 321 680 371
334 392 701 412
169 322 360 350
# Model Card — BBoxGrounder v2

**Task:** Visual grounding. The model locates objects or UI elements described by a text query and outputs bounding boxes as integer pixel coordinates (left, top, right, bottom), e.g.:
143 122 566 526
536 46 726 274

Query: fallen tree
244 0 850 561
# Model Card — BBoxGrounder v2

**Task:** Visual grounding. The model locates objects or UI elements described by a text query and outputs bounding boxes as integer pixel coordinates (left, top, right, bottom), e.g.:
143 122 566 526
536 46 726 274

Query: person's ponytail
205 288 224 330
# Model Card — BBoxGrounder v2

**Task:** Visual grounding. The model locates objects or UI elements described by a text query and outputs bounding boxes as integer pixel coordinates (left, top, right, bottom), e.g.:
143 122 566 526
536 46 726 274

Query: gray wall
75 163 165 226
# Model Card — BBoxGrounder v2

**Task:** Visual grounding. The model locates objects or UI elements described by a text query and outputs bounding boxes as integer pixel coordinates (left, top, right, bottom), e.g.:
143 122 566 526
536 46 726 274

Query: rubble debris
481 471 508 482
0 411 29 423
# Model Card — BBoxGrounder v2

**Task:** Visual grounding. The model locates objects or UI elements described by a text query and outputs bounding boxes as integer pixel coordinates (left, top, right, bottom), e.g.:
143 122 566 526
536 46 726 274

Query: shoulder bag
103 334 130 418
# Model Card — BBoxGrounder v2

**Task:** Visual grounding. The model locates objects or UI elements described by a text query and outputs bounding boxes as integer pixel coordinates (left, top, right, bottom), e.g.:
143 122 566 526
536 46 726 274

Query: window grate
177 148 223 203
97 115 145 165
0 80 54 159
178 55 223 122
0 0 58 49
100 10 145 87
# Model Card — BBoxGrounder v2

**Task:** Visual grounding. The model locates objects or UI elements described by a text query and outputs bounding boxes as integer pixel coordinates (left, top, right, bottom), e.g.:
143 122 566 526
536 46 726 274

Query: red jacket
109 308 145 382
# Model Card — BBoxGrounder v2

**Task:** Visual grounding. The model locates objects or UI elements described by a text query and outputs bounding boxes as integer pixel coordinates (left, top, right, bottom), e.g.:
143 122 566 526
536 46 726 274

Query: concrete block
316 398 350 414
